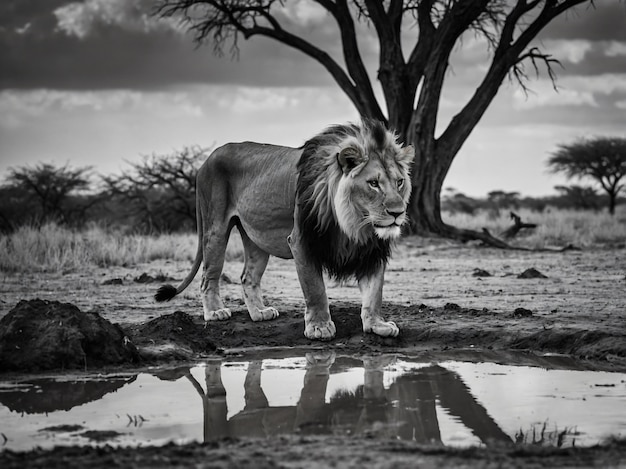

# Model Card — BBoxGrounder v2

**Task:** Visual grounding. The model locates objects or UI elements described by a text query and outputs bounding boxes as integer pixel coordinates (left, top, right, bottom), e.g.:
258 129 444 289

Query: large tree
548 137 626 215
156 0 597 240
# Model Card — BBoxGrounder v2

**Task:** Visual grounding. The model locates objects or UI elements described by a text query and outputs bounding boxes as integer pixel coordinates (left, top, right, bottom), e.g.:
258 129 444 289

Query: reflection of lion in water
156 119 414 340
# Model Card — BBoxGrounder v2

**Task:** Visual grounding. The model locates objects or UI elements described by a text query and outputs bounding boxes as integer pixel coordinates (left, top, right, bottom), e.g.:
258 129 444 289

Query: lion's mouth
373 223 402 240
374 222 400 229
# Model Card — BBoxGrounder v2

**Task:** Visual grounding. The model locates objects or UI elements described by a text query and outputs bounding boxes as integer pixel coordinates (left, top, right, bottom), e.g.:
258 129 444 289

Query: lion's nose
387 209 405 219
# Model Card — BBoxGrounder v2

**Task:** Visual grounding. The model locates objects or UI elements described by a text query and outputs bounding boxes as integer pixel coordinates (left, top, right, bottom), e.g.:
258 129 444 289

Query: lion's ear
398 145 415 165
337 146 365 175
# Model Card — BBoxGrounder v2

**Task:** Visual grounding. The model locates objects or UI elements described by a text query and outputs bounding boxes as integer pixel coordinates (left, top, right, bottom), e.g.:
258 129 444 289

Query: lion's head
296 119 414 280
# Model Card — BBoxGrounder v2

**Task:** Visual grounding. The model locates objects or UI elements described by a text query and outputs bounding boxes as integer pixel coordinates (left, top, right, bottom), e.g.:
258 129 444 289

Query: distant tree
156 0 600 243
487 190 520 209
103 146 207 232
548 137 626 215
1 163 95 228
553 184 601 211
441 188 478 215
487 190 520 218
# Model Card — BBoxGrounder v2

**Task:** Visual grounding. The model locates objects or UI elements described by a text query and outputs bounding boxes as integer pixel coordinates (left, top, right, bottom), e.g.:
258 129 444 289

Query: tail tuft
155 284 177 302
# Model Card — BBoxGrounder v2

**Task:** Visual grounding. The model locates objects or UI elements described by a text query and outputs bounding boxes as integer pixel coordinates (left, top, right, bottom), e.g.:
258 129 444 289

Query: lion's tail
154 201 203 302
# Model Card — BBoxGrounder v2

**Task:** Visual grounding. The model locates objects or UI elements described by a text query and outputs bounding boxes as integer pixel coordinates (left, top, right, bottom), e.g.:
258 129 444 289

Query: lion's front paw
204 308 232 321
364 320 399 337
250 307 279 322
304 320 336 340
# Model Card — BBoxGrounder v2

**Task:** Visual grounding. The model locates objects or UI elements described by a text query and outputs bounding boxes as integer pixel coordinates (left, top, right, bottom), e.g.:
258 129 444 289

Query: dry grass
443 207 626 249
1 207 623 273
0 223 244 273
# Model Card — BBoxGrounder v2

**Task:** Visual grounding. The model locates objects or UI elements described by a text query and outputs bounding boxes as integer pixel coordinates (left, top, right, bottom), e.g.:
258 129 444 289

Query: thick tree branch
437 0 590 163
410 0 490 145
317 0 386 121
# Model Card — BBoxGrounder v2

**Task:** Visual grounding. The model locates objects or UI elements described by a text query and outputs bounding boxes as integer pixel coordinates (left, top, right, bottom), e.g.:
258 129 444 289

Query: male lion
155 119 414 340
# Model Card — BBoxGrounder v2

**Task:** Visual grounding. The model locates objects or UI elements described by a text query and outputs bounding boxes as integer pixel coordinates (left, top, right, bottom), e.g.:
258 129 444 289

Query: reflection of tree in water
0 376 136 414
179 355 512 445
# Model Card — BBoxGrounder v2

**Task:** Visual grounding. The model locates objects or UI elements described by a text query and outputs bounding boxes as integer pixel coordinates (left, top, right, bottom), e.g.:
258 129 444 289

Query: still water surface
1 353 624 451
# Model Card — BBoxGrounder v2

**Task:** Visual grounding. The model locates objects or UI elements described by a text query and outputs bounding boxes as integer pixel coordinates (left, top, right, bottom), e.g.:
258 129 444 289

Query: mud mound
129 311 218 360
0 299 141 372
509 329 626 360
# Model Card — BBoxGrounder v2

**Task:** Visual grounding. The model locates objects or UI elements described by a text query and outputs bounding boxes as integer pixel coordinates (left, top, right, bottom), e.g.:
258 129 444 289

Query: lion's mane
296 119 404 281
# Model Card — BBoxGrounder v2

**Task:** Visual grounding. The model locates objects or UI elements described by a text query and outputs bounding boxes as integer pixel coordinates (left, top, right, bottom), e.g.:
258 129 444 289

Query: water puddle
1 352 624 451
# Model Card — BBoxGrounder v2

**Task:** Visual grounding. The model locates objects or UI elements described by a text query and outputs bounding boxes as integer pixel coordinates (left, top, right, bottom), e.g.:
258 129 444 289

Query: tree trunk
406 162 446 236
404 136 517 247
608 191 616 215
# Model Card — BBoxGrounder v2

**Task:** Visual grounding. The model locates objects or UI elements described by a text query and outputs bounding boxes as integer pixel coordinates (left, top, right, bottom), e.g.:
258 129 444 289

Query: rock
0 299 141 372
103 278 123 285
134 272 177 284
512 308 533 318
518 268 547 279
472 268 492 277
134 273 155 283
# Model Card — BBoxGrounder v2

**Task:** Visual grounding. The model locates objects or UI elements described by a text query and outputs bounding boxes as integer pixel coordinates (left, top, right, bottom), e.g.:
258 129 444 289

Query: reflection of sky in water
0 357 624 451
442 362 626 446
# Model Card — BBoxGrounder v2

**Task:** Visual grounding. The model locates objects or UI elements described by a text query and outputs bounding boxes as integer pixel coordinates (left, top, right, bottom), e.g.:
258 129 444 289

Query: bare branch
437 0 590 163
156 0 382 119
512 47 563 95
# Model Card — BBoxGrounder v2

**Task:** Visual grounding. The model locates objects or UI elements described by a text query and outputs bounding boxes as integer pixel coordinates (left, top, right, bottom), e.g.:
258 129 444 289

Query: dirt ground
1 236 625 467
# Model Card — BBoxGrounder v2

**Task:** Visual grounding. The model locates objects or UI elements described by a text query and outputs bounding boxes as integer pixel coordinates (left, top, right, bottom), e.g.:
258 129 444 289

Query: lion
155 119 414 340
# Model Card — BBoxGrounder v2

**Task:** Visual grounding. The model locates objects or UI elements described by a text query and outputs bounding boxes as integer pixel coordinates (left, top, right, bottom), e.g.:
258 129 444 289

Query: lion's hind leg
240 229 279 322
200 223 232 322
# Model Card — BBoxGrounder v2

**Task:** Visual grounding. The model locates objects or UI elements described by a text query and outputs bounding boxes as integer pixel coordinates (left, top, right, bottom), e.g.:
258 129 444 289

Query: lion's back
198 142 301 258
202 142 299 176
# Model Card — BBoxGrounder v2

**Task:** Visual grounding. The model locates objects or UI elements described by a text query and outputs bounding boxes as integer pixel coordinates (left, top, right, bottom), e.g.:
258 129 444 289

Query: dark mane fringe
296 121 392 281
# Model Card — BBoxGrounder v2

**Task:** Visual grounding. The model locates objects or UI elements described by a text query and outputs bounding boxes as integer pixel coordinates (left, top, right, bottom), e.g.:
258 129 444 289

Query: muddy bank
126 300 626 370
1 243 625 467
0 297 624 372
1 436 625 468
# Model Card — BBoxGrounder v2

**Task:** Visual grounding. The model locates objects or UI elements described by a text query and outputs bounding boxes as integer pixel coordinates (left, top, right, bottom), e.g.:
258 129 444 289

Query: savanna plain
0 208 625 468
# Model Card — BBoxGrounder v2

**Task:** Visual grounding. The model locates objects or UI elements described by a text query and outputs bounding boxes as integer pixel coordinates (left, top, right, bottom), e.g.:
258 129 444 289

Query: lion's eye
368 179 380 189
397 179 404 189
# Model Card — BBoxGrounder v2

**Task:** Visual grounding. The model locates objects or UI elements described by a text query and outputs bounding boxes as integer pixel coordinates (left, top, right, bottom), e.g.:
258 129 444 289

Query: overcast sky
0 0 624 197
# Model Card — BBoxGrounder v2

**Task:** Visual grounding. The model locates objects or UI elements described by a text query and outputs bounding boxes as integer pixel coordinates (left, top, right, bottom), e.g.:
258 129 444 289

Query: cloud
0 0 347 90
541 39 593 64
53 0 182 38
0 88 204 129
507 72 626 120
540 2 626 41
512 82 598 110
606 41 626 57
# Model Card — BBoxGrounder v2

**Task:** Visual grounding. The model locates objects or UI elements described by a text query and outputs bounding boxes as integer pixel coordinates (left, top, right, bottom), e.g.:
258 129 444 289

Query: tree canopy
548 137 626 215
155 0 601 243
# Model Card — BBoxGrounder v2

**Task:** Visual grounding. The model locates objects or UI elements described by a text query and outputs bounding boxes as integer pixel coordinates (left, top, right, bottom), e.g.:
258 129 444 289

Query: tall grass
1 208 623 273
0 223 243 273
443 207 626 248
